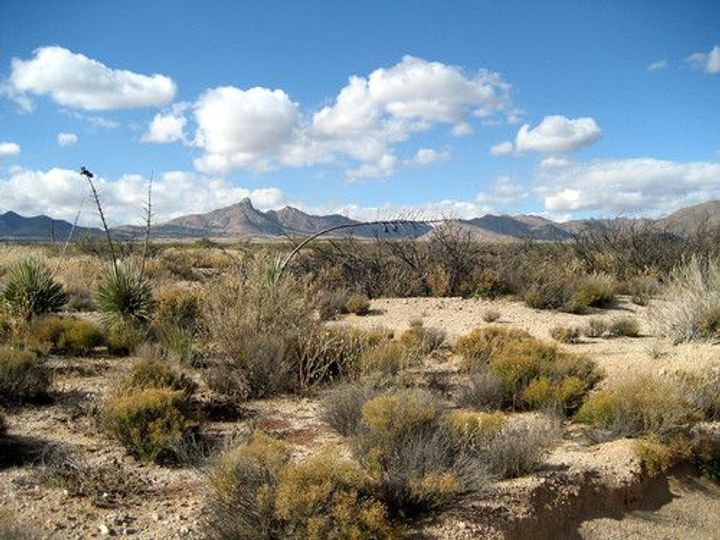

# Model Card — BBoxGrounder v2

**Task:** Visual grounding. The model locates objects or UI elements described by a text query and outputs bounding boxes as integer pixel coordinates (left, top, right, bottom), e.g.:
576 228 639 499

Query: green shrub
399 322 446 356
567 273 617 313
575 375 698 439
105 387 198 463
30 316 105 355
634 435 693 477
96 262 156 328
2 258 67 319
203 433 394 540
120 358 196 396
346 293 371 316
0 347 50 403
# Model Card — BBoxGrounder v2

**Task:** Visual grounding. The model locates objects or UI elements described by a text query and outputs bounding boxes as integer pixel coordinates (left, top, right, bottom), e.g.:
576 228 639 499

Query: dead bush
481 308 501 323
550 325 581 344
322 381 385 437
457 372 507 410
399 321 446 356
346 292 371 316
0 347 50 404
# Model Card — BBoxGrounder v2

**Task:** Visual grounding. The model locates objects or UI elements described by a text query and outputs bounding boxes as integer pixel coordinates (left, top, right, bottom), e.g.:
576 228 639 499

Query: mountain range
2 199 719 243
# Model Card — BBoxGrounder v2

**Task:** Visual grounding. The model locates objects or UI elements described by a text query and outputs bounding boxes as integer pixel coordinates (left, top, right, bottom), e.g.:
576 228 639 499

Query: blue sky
0 0 718 226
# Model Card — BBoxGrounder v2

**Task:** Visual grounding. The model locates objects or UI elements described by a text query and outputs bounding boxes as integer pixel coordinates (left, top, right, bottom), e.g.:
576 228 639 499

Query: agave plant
2 258 68 318
96 262 156 327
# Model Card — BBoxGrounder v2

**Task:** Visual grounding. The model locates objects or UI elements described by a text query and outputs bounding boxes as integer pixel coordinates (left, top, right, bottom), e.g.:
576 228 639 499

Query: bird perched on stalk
80 166 94 178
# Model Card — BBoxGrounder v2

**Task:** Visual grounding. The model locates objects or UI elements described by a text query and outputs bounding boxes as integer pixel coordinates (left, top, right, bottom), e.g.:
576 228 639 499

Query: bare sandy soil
2 296 719 539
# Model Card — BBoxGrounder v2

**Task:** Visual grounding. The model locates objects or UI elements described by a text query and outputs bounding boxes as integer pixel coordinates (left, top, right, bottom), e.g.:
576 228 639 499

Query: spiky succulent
96 262 155 327
2 258 67 318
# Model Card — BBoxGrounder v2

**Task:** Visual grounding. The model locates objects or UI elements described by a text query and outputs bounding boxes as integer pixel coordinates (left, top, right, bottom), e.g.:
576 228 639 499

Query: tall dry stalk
80 166 118 273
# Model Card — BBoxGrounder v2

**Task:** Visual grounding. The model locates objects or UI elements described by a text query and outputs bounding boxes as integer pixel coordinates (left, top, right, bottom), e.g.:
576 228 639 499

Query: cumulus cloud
0 167 286 226
535 157 720 216
492 115 601 155
0 142 21 158
685 45 720 74
647 59 668 71
142 103 189 143
57 132 78 147
476 176 528 207
189 56 513 176
193 86 300 173
6 46 176 111
345 147 451 181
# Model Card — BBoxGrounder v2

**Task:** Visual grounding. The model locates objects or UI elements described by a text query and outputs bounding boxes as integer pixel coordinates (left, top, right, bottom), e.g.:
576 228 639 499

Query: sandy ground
1 296 719 539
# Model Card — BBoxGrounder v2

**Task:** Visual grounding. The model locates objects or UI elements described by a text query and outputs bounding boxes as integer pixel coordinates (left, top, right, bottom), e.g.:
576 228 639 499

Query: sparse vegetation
346 292 371 315
550 325 582 343
0 347 50 403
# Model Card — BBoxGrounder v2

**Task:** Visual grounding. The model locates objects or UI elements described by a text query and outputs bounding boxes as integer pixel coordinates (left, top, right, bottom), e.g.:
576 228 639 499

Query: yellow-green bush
105 387 198 463
575 375 698 439
359 341 415 376
0 347 50 403
30 316 105 355
345 293 371 316
634 435 693 477
154 284 203 330
455 326 532 371
399 321 446 356
204 433 394 539
120 358 196 396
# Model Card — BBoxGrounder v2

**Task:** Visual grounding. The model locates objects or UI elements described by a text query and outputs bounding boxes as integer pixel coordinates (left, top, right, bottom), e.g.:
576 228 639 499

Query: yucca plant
96 262 156 327
2 258 67 319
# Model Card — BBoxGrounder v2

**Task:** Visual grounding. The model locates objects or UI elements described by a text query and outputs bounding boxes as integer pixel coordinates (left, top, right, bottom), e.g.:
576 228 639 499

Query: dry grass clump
315 287 351 321
0 347 50 404
399 320 446 357
575 375 698 440
549 325 582 344
680 367 720 421
457 372 507 410
29 316 105 356
359 341 418 377
583 316 640 338
104 387 199 464
621 274 660 306
203 433 394 540
154 284 203 330
346 292 371 316
481 308 501 323
455 326 601 413
650 257 720 343
523 270 617 314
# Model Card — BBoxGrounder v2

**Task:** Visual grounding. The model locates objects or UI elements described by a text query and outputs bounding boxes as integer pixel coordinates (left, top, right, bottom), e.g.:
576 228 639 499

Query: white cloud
0 167 286 226
56 132 78 147
142 103 189 143
0 142 21 158
647 59 668 71
193 86 300 173
189 56 514 176
535 157 720 216
345 148 451 181
413 147 451 166
490 141 514 156
476 176 528 207
6 46 176 111
685 45 720 74
492 115 601 155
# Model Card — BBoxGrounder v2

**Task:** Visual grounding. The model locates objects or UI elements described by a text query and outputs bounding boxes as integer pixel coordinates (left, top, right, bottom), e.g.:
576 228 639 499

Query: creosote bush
154 284 203 330
105 387 198 464
121 357 196 396
399 320 446 356
2 258 67 319
550 325 581 344
0 347 50 403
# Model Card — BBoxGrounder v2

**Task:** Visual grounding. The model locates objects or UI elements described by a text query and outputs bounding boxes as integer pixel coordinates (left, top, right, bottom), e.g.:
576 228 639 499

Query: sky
0 0 719 226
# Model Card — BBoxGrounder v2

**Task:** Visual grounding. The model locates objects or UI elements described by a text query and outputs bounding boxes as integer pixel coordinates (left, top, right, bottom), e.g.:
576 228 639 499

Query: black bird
80 166 94 178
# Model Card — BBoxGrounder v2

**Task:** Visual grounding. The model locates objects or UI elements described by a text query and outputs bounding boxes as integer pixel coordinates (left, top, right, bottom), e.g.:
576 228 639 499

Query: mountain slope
0 211 101 241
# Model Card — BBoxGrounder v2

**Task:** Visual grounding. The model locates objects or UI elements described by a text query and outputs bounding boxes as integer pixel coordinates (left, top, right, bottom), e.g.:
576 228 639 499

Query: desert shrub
323 382 385 437
105 387 198 463
399 321 446 357
120 358 196 396
575 375 698 440
455 326 532 371
457 372 507 410
457 327 601 412
567 273 617 313
697 305 720 340
0 347 50 403
315 287 351 320
681 367 720 421
634 435 693 477
481 308 501 323
2 258 67 319
622 274 660 306
353 389 485 518
203 362 250 403
346 293 371 316
609 316 641 337
550 325 581 344
30 316 105 355
203 433 394 540
106 322 145 356
523 276 574 311
650 257 720 343
359 341 415 377
426 263 451 297
583 317 610 338
96 262 156 328
156 323 196 366
154 284 203 330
